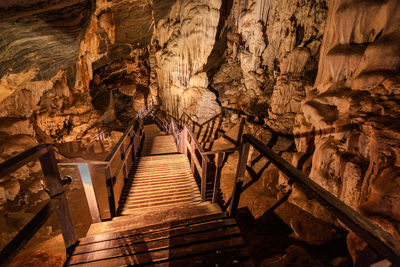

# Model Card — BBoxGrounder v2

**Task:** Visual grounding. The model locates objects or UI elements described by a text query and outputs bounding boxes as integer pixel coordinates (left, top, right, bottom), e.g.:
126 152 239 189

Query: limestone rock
154 0 222 121
0 0 92 81
0 119 35 136
292 0 400 261
0 186 6 205
3 181 20 201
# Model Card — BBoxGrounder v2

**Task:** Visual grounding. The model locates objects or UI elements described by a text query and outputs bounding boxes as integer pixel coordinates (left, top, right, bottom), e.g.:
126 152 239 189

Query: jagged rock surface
290 0 400 263
153 0 222 123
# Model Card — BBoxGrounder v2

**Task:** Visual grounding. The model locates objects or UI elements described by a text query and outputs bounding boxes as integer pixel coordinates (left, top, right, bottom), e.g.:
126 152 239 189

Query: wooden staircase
64 124 251 266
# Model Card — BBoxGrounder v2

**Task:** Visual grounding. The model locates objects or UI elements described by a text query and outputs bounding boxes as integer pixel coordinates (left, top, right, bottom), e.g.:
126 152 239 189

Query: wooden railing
0 117 146 265
164 112 400 265
0 145 77 266
164 118 210 201
58 119 144 220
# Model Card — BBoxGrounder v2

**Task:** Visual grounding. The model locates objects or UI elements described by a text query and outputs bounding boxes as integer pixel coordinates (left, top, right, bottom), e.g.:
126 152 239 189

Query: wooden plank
244 134 400 264
190 140 195 173
122 191 201 202
152 247 251 267
78 213 228 245
202 147 240 155
121 188 199 198
118 201 202 216
67 227 242 265
201 157 207 201
69 237 244 266
122 196 202 207
0 144 48 177
0 199 59 266
57 160 108 166
212 152 223 204
78 164 101 223
185 127 209 163
105 123 134 162
40 150 77 251
86 165 111 220
229 143 250 217
74 219 237 254
123 184 199 194
125 179 197 189
104 166 116 218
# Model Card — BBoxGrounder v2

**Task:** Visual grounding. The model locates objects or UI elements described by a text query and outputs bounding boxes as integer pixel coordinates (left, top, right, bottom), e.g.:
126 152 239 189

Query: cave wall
291 0 400 260
152 0 223 123
0 0 175 249
153 0 400 261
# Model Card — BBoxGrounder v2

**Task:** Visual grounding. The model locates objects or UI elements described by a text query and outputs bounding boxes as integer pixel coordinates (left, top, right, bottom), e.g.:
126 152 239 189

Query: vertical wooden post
39 149 77 254
180 128 188 155
197 125 203 140
77 164 101 223
229 142 250 217
212 152 223 204
105 165 116 218
201 157 207 202
191 140 195 174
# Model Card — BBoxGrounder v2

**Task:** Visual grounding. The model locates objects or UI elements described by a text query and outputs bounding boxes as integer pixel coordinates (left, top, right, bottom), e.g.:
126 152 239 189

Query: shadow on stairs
64 124 252 266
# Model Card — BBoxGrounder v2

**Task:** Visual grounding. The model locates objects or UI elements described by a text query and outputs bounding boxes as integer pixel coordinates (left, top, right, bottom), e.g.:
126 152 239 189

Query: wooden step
122 190 200 201
74 218 238 254
65 125 251 266
119 200 203 215
67 226 242 265
121 195 202 207
67 210 250 267
121 186 199 197
86 206 225 237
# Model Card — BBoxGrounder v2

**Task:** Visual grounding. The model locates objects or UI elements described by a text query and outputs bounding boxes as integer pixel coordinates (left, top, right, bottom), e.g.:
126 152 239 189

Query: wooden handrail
57 118 145 220
242 134 400 264
0 144 49 177
172 111 400 264
105 121 137 162
0 145 77 265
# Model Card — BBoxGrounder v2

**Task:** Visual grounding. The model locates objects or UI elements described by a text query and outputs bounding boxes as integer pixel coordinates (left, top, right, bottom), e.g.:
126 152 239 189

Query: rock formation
289 0 400 262
152 0 223 123
0 0 399 264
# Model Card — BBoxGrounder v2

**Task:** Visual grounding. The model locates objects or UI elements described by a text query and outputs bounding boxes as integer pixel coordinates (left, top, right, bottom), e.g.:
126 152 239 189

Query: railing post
120 143 127 180
105 165 116 218
229 142 250 217
201 157 207 201
180 127 188 155
191 140 195 174
212 152 223 204
39 149 77 254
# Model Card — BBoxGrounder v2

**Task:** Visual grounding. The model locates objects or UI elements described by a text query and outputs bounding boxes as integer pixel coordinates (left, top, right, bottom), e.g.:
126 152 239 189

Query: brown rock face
291 0 400 262
0 0 92 81
90 49 151 123
152 0 223 123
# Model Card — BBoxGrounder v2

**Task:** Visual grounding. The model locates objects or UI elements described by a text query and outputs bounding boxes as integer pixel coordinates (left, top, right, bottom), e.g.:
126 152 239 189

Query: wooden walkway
65 124 251 266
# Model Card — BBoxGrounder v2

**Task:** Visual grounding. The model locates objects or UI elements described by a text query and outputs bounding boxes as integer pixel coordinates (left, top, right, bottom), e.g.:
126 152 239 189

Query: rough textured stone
153 0 222 122
0 0 92 81
291 0 400 262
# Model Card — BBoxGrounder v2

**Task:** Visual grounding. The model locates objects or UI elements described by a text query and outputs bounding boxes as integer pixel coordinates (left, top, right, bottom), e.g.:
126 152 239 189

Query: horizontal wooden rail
243 134 400 264
202 147 240 155
0 198 60 265
57 119 144 220
57 160 108 166
0 145 77 266
0 144 49 177
173 111 400 264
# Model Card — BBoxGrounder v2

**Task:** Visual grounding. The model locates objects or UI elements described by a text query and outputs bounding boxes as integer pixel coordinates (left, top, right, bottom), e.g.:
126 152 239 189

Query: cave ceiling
0 0 176 81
